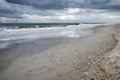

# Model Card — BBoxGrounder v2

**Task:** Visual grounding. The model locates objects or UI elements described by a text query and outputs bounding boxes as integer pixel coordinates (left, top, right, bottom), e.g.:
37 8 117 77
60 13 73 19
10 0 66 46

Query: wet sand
0 24 120 80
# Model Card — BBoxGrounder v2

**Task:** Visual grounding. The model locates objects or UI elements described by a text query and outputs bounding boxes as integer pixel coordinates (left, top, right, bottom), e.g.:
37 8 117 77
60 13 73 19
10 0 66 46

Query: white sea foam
0 24 103 49
0 24 102 40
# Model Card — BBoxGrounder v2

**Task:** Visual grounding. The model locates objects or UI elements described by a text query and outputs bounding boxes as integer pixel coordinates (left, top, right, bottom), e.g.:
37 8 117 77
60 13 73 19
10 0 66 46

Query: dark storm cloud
0 8 24 19
0 0 56 17
0 0 120 23
5 0 120 10
0 0 23 19
0 6 23 18
6 0 67 10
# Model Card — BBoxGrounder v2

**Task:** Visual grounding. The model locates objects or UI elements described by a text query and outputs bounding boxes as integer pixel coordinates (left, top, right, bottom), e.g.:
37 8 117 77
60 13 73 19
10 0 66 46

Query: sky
0 0 120 23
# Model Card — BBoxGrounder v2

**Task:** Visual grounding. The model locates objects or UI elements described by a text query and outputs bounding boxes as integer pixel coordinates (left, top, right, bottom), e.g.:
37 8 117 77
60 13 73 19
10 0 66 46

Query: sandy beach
0 24 120 80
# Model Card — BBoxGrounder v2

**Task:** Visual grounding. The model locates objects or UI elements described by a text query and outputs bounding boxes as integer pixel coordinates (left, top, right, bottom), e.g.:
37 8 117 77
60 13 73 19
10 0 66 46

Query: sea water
0 24 102 50
0 23 106 67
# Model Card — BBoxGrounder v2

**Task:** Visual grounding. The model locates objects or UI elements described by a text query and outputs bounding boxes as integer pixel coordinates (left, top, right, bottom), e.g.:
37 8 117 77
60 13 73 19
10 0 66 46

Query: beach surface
0 24 120 80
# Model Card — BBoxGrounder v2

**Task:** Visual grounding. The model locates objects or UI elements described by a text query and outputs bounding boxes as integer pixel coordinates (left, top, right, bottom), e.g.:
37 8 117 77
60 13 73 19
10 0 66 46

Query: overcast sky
0 0 120 23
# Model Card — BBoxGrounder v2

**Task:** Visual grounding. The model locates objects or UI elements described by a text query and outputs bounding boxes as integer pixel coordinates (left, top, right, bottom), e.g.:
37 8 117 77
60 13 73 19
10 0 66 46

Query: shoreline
0 24 120 80
0 24 98 70
88 26 120 80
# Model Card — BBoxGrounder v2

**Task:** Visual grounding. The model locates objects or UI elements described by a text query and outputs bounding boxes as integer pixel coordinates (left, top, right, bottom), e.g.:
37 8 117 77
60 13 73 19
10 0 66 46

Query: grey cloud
0 8 23 19
0 0 54 19
5 0 120 10
0 0 120 23
0 0 22 18
6 0 67 10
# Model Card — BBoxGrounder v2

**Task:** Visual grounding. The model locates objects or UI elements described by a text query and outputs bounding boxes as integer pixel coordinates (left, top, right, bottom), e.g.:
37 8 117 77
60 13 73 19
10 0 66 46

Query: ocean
0 24 102 50
0 23 104 70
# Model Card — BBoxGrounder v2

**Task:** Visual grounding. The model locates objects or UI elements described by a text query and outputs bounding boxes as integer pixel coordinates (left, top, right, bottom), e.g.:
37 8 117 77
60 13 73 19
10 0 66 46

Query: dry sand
0 25 120 80
87 25 120 80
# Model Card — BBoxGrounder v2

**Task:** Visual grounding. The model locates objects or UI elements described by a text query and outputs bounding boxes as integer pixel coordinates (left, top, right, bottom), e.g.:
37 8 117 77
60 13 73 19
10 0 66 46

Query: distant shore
0 24 120 80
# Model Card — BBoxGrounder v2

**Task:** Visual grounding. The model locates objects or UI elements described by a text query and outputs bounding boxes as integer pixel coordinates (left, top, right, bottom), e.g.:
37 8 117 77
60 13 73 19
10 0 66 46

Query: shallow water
0 24 102 49
0 24 104 70
0 24 104 59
